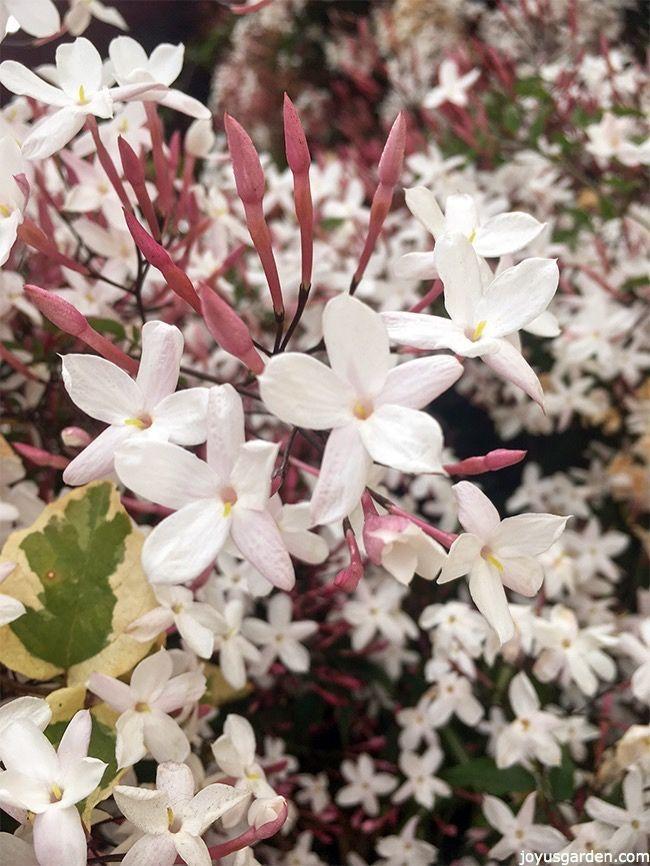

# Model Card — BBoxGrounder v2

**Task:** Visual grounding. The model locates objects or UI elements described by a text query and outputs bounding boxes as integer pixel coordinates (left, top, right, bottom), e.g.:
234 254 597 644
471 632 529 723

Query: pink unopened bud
282 93 310 175
12 443 69 470
61 426 91 448
334 528 364 592
377 110 407 187
198 283 265 375
444 448 527 476
283 93 313 290
224 113 265 205
18 220 89 275
85 115 131 212
118 136 160 240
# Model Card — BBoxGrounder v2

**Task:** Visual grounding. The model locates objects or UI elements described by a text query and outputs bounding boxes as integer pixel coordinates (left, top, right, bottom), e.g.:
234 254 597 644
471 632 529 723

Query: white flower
619 619 650 704
260 293 462 525
62 320 208 486
437 481 568 643
383 235 559 404
376 816 437 866
212 598 261 689
87 649 206 767
427 671 483 727
586 767 650 853
393 747 450 809
483 792 565 859
0 695 51 738
0 710 106 866
0 0 59 42
342 577 417 650
109 36 210 119
336 753 396 816
586 112 650 167
115 384 295 590
244 594 318 674
396 694 438 751
65 0 127 36
423 59 480 109
114 761 247 866
495 672 562 769
363 513 446 585
295 772 331 813
0 136 28 267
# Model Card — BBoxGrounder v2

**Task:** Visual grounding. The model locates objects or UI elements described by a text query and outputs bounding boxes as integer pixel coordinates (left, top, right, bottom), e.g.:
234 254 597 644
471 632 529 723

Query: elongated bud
283 93 310 174
123 210 201 314
198 283 265 375
283 93 313 290
18 220 89 275
224 113 265 204
12 443 69 470
334 528 364 592
24 284 138 374
144 102 173 215
444 448 527 476
352 112 406 290
85 115 131 212
118 136 160 240
61 426 91 448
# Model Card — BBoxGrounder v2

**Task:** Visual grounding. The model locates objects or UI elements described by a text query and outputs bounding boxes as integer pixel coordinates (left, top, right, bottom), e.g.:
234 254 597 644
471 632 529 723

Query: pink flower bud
444 448 527 476
283 94 313 289
224 113 265 205
377 111 407 187
18 221 89 275
61 426 91 448
198 283 265 375
12 442 69 470
24 284 87 337
118 136 160 240
283 93 311 175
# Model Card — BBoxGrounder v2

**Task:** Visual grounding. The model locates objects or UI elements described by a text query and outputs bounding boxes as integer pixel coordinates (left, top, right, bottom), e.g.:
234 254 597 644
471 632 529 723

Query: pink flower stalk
205 797 288 860
283 93 313 289
444 448 527 476
224 113 284 320
17 220 89 276
334 528 364 592
123 210 202 314
24 284 138 374
386 502 457 549
118 136 160 240
85 115 131 212
353 112 406 289
198 282 265 374
12 442 69 470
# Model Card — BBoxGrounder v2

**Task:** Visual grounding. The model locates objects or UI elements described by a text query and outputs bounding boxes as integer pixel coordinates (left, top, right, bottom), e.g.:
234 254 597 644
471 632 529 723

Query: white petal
381 311 465 351
393 251 437 280
183 783 248 836
443 194 478 237
476 258 559 338
452 481 500 538
8 0 60 37
433 233 483 326
22 108 87 160
108 36 149 83
115 710 146 768
143 711 190 763
173 832 211 866
56 38 103 100
155 671 205 713
310 424 371 525
0 210 21 268
175 609 215 659
156 761 194 815
127 606 174 642
142 501 228 584
114 439 218 510
259 353 351 430
499 555 544 597
0 594 25 627
468 561 514 645
492 514 569 557
481 337 545 405
323 294 391 396
59 757 106 806
231 508 295 590
404 187 445 237
482 794 514 834
437 533 481 583
122 835 176 866
87 673 133 713
0 697 51 735
62 354 142 424
524 310 560 338
509 672 540 717
33 807 86 866
206 384 244 482
0 61 68 106
114 785 169 834
0 721 57 780
157 89 211 120
153 388 209 446
474 212 545 258
231 441 278 510
136 320 183 408
131 650 172 701
359 404 444 473
148 43 184 85
378 355 463 409
56 710 91 771
63 425 131 486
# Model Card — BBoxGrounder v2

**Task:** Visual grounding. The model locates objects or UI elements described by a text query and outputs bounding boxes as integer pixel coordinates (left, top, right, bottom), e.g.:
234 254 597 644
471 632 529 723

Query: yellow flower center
50 783 63 802
135 702 150 713
77 85 89 106
481 546 504 573
353 399 373 420
470 320 487 342
0 204 11 218
124 414 153 430
220 486 238 517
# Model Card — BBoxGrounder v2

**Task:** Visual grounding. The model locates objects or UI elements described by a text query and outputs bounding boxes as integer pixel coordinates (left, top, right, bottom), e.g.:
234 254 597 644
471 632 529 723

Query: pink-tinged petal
509 672 540 717
61 354 142 425
115 710 146 768
452 481 501 538
0 61 68 106
404 187 445 237
499 555 544 597
154 670 206 714
114 784 170 834
474 212 545 258
476 258 559 339
322 294 391 396
0 722 57 780
21 108 87 161
206 384 245 482
156 761 194 815
230 440 278 510
437 533 481 584
63 425 131 486
141 501 229 584
136 320 183 408
492 513 569 557
153 388 209 446
143 710 190 763
358 404 444 473
231 508 295 590
173 832 211 866
33 806 86 866
381 311 465 351
259 353 352 430
87 673 133 713
468 561 514 645
434 233 483 325
157 89 211 120
122 835 177 866
378 355 463 409
183 783 248 836
310 424 371 526
481 337 545 405
393 251 437 280
114 440 218 510
56 710 91 772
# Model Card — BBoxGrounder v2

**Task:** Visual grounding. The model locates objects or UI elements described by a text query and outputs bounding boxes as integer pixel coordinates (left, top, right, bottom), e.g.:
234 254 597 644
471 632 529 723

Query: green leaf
11 484 129 668
440 757 535 795
549 747 576 801
86 317 127 341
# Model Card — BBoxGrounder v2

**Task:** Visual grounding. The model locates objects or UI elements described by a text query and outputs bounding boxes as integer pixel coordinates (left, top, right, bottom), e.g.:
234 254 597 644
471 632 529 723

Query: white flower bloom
295 772 331 813
437 481 568 643
427 670 483 727
0 695 51 738
88 649 206 767
336 753 396 816
114 761 247 866
63 320 208 486
260 293 462 525
0 711 106 866
586 112 650 167
244 594 318 674
586 767 650 853
423 60 480 109
212 598 261 689
483 792 565 859
114 384 295 590
375 816 437 866
0 0 59 42
495 672 562 769
342 577 417 650
65 0 127 36
0 137 28 267
393 747 450 809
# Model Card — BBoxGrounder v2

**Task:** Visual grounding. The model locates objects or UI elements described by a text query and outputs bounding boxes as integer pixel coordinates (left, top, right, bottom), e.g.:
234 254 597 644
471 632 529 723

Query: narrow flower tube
145 102 173 215
334 528 364 592
118 136 160 240
283 93 313 289
12 442 69 470
224 113 284 320
444 449 527 476
198 282 265 375
206 798 288 859
85 115 132 212
17 220 89 275
24 284 138 374
352 112 406 290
